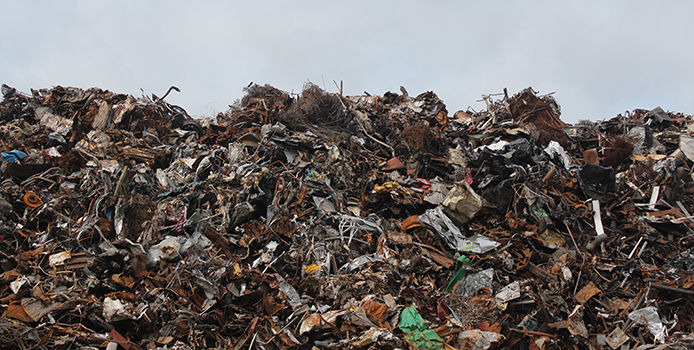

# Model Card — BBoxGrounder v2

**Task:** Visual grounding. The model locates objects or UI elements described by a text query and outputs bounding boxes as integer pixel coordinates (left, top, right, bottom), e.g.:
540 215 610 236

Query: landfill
0 82 693 349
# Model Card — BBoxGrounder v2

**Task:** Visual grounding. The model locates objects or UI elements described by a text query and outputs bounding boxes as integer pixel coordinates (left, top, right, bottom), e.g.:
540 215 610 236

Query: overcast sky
1 1 693 123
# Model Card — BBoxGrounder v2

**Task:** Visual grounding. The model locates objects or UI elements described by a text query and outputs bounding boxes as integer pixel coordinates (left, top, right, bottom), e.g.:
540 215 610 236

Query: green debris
157 181 200 198
445 255 472 293
531 202 549 218
397 305 444 350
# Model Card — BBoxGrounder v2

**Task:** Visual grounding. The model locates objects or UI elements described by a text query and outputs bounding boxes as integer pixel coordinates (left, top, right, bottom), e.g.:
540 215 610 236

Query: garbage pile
1 82 693 349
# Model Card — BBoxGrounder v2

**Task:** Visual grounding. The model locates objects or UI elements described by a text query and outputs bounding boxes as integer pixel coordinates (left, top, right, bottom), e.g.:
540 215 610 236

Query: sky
1 1 693 123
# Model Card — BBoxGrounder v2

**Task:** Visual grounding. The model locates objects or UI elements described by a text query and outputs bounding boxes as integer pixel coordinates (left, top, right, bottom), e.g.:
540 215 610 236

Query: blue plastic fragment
1 150 28 163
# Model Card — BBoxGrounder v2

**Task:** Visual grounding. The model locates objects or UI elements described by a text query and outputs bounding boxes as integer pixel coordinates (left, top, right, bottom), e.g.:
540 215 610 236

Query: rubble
1 82 693 349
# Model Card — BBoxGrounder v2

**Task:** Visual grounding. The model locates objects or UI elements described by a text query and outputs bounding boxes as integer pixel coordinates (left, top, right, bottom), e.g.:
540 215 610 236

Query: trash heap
0 82 693 349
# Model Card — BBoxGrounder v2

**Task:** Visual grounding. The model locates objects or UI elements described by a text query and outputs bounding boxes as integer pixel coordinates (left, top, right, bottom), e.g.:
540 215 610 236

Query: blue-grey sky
1 1 693 123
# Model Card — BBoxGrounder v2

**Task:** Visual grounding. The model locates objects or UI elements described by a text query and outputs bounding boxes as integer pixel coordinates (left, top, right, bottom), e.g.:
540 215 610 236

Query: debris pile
1 82 693 349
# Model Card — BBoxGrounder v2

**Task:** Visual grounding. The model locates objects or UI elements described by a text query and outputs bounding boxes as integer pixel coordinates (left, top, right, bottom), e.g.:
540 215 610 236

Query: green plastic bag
398 306 444 350
445 255 472 293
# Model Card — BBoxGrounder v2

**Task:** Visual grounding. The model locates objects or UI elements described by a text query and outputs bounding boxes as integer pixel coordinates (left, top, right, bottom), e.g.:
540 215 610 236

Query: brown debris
0 83 693 349
509 88 569 147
